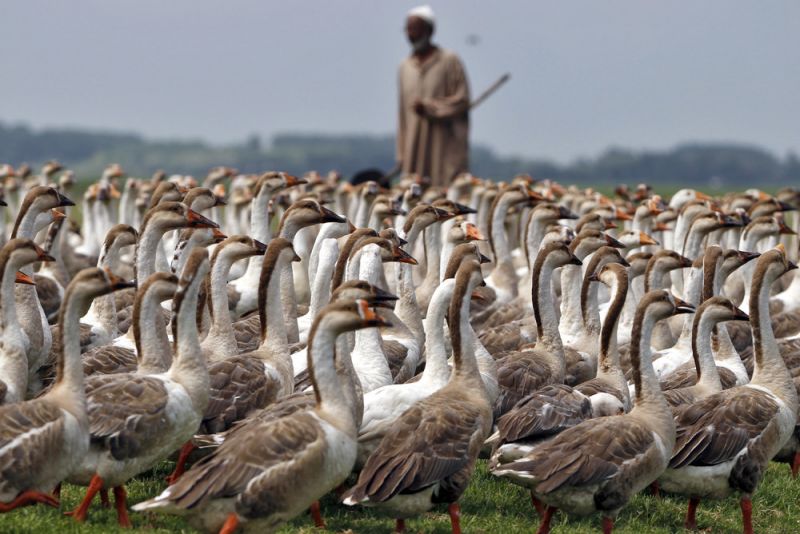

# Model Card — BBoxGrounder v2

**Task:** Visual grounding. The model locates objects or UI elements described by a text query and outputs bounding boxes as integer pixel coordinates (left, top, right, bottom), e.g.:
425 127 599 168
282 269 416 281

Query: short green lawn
1 460 798 533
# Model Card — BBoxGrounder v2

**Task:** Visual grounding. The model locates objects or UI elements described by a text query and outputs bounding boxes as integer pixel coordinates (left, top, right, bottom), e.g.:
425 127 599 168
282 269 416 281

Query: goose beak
738 250 760 263
104 268 136 290
603 219 618 230
392 246 418 265
358 300 392 328
587 272 600 283
454 202 476 215
58 193 75 207
320 206 346 224
732 307 750 321
397 236 409 247
213 195 227 207
14 271 36 285
465 224 485 241
109 184 121 199
0 198 7 207
51 208 66 221
639 231 659 246
614 207 633 221
211 228 227 243
788 260 798 271
433 207 454 221
653 222 671 232
695 191 713 201
253 239 268 255
679 255 693 268
285 175 307 188
186 209 219 229
568 253 582 266
370 286 399 303
778 200 796 212
778 220 797 235
479 253 492 264
559 206 578 220
604 233 625 249
673 296 695 314
619 256 631 267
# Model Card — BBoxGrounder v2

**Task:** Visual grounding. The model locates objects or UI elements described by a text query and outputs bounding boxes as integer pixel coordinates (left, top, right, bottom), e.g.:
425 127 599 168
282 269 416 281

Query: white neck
308 239 338 318
310 318 354 432
168 275 209 412
421 279 455 383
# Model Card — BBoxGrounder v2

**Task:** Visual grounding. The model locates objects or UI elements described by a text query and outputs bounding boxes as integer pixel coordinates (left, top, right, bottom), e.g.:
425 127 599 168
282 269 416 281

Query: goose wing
202 356 271 434
496 384 591 444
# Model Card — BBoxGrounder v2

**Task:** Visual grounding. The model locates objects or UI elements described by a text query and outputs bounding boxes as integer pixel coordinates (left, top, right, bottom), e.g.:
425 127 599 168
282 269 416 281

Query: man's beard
411 37 430 53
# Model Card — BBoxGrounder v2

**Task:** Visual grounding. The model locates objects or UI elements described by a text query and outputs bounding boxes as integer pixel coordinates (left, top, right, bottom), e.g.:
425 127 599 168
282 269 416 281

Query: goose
493 241 582 418
80 272 179 378
0 239 55 404
661 296 750 408
66 249 210 526
34 213 69 322
229 172 306 318
134 299 390 533
10 186 74 395
343 258 493 534
356 248 480 467
489 260 632 471
0 268 132 512
643 250 693 350
659 246 799 534
491 290 693 534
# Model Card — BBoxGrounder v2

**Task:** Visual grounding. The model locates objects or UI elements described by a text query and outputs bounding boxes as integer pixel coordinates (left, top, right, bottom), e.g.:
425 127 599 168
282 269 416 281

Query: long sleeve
421 55 470 120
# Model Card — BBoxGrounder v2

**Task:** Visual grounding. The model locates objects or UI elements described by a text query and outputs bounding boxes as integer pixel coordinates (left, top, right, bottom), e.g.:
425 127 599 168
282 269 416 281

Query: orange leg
535 505 556 534
394 518 406 533
741 497 753 534
649 480 661 498
530 491 545 518
114 486 132 528
0 490 60 512
791 451 800 479
601 516 614 534
310 500 325 529
66 474 104 522
448 502 462 534
166 441 196 485
219 512 239 534
685 496 700 530
52 483 61 500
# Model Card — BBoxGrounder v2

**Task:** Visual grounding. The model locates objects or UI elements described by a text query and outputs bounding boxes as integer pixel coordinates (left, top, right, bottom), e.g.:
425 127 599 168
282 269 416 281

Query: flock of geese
0 161 798 534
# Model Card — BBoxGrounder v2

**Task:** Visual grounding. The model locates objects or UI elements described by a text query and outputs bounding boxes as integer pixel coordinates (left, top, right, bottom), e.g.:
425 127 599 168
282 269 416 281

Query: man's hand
412 100 426 116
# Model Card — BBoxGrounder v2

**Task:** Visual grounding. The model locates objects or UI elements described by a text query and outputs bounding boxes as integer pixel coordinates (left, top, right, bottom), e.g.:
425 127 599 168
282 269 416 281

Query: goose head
741 215 791 246
669 188 712 210
536 241 582 273
316 299 393 337
636 290 696 329
752 244 798 287
353 237 417 265
748 197 795 219
570 228 624 259
654 208 678 232
719 248 760 280
12 185 74 238
590 261 629 290
137 272 180 308
183 187 226 212
102 224 139 254
644 250 692 291
695 296 749 324
33 208 66 234
448 220 485 245
255 172 306 198
616 229 659 249
332 280 398 308
402 204 453 237
432 198 476 217
212 235 268 267
204 166 237 188
141 201 218 234
378 228 408 248
540 225 576 249
149 181 187 208
370 195 406 222
41 160 63 178
65 267 136 317
1 238 55 273
625 251 654 280
444 242 492 280
278 198 345 238
575 212 617 233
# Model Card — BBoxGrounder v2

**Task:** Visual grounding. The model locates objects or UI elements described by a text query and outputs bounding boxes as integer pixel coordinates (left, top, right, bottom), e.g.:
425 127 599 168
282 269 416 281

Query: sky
3 1 798 163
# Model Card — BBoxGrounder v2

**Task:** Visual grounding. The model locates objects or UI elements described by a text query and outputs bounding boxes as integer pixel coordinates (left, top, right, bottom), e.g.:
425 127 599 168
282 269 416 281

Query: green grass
1 460 799 533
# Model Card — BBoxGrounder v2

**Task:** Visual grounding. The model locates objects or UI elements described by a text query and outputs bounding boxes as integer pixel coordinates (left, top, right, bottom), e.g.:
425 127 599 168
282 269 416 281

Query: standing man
397 5 470 188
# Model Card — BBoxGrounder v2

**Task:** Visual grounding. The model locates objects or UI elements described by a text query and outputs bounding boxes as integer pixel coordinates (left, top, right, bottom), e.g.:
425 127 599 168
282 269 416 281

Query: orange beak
285 174 308 188
653 221 671 232
639 231 659 246
358 299 392 328
614 207 633 221
604 219 618 230
212 228 228 243
393 246 418 265
465 223 485 241
695 191 713 201
186 209 219 229
14 271 36 285
103 267 136 290
51 208 66 221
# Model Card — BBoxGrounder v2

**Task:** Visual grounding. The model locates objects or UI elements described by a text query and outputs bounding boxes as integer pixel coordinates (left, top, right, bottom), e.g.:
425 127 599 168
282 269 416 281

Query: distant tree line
1 121 798 189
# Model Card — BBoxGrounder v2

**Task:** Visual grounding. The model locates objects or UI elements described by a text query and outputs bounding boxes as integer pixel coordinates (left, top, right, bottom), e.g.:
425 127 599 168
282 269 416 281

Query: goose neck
598 276 625 375
449 280 482 384
309 319 355 432
168 276 210 412
421 279 455 382
629 312 672 422
423 224 443 285
691 311 723 390
308 239 338 318
136 224 167 282
206 253 238 355
135 291 173 373
532 260 563 355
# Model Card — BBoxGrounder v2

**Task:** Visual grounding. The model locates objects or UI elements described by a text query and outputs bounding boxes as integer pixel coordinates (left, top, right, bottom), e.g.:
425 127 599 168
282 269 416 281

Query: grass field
1 459 798 533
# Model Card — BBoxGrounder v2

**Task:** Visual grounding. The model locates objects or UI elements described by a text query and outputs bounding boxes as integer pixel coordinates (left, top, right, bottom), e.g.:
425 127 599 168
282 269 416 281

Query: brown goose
493 241 581 418
134 299 389 533
491 290 693 534
67 249 210 527
659 246 798 534
0 268 131 512
0 239 55 404
343 258 493 534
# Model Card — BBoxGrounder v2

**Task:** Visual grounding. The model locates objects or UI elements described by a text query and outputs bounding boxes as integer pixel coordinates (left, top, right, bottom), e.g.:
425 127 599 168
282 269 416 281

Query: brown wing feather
496 384 591 444
494 350 559 417
660 362 738 391
346 391 490 503
232 314 261 353
82 346 138 376
500 416 654 494
670 388 779 469
85 374 171 460
0 401 64 495
201 357 273 434
575 379 625 402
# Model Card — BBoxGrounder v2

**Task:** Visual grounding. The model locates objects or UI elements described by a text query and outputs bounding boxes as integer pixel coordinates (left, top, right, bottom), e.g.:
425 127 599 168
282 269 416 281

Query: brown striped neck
598 264 628 373
331 228 376 290
258 238 296 344
447 260 482 381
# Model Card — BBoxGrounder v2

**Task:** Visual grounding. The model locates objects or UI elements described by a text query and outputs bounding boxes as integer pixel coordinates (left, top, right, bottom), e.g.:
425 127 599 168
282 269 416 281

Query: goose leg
100 489 110 508
649 480 661 498
535 505 556 534
0 490 60 512
166 441 196 485
448 502 462 534
53 483 61 500
309 500 325 528
219 512 240 534
530 491 545 517
601 516 614 534
394 518 406 533
67 474 104 522
791 451 800 479
740 496 753 534
685 496 700 530
114 486 132 528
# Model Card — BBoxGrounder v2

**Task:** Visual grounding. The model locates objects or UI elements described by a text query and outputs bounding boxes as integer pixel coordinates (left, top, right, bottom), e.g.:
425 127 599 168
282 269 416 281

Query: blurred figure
397 5 470 188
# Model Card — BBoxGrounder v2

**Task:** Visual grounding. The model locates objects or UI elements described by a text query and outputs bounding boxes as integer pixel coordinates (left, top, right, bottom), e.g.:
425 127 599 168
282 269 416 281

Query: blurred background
2 0 798 189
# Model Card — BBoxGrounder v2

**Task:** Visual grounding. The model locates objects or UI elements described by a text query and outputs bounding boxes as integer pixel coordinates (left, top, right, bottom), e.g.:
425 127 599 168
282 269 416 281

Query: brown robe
397 47 470 188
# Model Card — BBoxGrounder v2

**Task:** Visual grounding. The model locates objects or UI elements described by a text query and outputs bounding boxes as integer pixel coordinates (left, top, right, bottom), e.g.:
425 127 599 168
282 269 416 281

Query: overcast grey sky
3 1 798 162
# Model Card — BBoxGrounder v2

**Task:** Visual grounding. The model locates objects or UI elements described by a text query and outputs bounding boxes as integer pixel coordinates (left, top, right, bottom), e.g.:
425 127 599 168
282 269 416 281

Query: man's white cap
407 5 435 26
